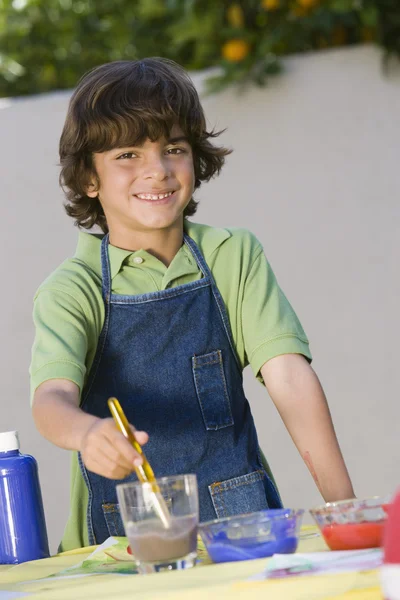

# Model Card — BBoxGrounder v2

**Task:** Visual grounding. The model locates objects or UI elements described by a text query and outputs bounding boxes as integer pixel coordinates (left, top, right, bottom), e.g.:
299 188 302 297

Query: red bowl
310 496 391 551
321 521 384 551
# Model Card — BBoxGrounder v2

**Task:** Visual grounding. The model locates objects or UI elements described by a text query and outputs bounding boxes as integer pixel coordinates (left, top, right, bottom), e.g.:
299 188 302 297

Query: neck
108 220 184 266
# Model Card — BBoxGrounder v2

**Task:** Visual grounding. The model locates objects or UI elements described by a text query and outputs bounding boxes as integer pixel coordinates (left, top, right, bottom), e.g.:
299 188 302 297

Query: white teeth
136 192 174 200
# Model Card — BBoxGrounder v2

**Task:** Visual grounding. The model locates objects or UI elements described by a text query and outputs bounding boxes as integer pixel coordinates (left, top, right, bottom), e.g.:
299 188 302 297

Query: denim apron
78 233 282 545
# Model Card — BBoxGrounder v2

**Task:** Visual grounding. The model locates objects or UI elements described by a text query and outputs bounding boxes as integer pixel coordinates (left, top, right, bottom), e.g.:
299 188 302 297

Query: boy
31 58 355 551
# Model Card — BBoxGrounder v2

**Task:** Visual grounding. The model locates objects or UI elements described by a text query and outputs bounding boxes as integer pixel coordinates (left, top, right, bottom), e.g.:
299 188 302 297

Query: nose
143 154 170 181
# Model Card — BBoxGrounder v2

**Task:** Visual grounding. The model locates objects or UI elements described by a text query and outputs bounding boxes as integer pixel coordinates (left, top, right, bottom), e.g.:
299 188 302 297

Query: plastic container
310 495 391 551
0 431 49 564
381 488 400 600
199 508 304 563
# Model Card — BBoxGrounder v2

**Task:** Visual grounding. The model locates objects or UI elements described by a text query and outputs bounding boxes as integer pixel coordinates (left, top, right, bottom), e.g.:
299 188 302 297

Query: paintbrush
108 397 171 529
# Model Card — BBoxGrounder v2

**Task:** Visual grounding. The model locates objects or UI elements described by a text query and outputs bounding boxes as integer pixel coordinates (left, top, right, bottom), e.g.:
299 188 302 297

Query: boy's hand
80 418 149 480
32 380 149 480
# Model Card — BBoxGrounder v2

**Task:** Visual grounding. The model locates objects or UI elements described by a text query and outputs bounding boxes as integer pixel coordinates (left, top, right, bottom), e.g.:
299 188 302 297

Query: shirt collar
184 220 231 259
74 232 133 280
74 221 231 280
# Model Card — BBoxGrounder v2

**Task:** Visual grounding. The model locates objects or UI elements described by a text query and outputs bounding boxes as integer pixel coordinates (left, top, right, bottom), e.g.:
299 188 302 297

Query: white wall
1 45 399 553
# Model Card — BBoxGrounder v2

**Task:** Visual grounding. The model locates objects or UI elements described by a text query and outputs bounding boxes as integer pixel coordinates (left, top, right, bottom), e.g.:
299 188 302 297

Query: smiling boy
30 58 355 551
87 125 195 261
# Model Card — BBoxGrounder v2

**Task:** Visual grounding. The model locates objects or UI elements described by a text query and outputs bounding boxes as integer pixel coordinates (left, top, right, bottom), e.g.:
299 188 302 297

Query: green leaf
136 0 166 19
0 0 397 96
361 5 378 27
330 0 354 13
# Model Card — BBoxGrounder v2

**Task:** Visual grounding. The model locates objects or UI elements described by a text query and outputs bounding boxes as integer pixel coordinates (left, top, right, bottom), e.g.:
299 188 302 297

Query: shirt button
133 256 144 264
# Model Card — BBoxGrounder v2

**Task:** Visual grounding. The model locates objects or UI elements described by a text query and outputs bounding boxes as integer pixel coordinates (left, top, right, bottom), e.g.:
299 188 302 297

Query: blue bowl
199 508 304 563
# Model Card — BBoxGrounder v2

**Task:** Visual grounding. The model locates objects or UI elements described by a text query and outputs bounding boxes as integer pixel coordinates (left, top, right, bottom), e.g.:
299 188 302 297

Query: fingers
88 453 131 480
80 417 150 480
98 436 136 472
132 429 149 445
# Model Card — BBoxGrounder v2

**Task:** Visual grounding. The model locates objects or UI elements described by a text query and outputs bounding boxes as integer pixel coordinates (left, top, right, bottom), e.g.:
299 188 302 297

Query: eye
117 151 137 160
166 146 187 155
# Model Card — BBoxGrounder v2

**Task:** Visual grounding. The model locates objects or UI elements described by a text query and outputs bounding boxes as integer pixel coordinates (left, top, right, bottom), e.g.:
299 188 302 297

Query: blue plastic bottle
0 431 49 563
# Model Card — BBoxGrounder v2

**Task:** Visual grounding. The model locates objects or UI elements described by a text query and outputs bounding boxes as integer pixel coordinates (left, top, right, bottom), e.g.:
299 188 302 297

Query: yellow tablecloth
0 527 382 600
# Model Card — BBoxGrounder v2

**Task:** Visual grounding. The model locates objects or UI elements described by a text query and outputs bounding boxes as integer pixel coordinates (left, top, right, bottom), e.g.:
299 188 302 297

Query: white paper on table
248 548 383 581
14 537 121 585
0 592 30 598
79 536 119 560
45 536 121 581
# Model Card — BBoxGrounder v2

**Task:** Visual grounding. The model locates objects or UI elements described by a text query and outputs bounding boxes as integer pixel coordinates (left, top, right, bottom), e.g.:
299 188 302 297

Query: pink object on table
381 489 400 600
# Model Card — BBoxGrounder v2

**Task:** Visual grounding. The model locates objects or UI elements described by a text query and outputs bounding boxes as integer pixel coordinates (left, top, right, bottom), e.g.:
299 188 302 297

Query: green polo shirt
30 220 311 551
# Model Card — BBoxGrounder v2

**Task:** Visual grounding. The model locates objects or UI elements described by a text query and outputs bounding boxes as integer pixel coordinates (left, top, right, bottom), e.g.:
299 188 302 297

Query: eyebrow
113 136 190 153
168 136 190 144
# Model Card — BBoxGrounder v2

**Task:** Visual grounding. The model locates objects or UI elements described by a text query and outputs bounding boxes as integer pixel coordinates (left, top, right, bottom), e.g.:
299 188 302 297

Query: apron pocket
209 470 276 519
102 503 125 537
192 350 234 431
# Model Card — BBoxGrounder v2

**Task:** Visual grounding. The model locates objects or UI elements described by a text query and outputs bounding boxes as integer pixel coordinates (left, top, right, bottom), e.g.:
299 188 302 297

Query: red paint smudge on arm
303 451 322 492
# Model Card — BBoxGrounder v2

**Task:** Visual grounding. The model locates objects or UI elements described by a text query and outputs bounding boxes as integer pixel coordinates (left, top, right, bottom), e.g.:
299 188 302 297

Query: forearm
261 355 355 502
288 391 354 502
32 380 99 451
32 379 149 479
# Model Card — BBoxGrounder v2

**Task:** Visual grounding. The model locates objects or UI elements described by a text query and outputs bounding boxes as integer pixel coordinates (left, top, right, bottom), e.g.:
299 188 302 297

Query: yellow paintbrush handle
108 397 156 485
108 397 171 529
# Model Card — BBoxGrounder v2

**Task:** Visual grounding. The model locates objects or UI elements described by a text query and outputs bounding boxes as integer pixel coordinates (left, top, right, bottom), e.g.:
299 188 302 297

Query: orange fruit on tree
227 4 245 27
297 0 319 8
291 5 307 17
262 0 280 10
222 39 251 62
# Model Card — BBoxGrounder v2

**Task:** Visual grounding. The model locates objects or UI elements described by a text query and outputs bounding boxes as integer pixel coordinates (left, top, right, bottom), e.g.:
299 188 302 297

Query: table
0 527 382 600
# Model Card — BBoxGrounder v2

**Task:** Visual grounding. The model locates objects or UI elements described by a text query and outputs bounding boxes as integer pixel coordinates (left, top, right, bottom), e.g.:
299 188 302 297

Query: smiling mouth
135 191 175 201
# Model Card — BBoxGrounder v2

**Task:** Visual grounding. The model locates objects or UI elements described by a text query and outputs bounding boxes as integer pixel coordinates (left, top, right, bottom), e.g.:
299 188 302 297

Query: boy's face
87 125 195 240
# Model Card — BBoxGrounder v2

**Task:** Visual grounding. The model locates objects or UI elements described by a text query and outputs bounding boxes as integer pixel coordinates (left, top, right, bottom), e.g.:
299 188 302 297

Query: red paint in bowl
322 521 385 551
310 495 392 552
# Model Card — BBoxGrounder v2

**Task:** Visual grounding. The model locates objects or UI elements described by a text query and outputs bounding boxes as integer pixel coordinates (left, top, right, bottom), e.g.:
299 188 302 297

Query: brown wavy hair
59 58 231 232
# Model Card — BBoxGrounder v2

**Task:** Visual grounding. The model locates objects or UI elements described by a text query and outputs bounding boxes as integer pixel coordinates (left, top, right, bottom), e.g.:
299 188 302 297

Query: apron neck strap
100 231 212 302
183 233 212 279
100 233 112 302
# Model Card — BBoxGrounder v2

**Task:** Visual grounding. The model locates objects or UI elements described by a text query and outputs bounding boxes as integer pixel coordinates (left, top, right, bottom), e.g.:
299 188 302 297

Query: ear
86 181 98 198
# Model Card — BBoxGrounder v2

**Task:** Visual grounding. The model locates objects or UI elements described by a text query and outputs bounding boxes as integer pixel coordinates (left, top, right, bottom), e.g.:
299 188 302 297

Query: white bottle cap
0 431 20 452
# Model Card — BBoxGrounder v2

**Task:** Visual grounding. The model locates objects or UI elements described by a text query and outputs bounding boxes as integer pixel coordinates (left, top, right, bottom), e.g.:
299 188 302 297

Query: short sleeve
29 288 89 403
242 247 312 383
